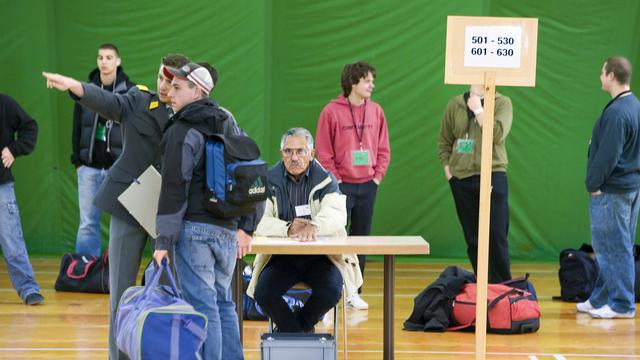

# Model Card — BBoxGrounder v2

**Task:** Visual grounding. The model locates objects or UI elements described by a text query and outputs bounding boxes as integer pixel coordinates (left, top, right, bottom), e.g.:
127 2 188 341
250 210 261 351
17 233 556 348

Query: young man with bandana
152 63 261 360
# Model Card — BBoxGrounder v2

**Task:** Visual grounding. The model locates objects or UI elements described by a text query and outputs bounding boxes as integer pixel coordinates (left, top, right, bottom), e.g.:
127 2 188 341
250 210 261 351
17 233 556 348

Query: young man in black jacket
0 93 43 305
71 43 135 256
153 63 260 360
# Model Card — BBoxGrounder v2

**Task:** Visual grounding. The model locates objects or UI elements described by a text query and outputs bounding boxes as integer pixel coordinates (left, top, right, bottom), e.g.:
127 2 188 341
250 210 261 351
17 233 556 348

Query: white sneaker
347 310 369 327
588 304 635 319
347 293 369 310
322 309 334 326
576 300 595 313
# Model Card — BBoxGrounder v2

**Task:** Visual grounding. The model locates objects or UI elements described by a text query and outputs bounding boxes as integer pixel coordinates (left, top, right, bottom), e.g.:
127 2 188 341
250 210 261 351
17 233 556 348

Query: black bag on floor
55 252 109 293
558 244 640 302
241 262 311 321
558 244 598 302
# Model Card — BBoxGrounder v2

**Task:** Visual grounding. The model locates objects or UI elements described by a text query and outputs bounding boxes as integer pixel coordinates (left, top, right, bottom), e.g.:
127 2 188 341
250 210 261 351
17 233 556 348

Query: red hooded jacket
315 95 390 184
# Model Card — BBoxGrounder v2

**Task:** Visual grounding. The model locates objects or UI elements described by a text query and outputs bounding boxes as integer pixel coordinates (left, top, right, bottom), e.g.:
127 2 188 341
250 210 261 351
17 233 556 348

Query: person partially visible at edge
44 53 190 360
315 61 390 310
247 127 362 332
578 56 640 319
438 84 513 283
71 43 135 257
0 93 43 305
153 63 262 360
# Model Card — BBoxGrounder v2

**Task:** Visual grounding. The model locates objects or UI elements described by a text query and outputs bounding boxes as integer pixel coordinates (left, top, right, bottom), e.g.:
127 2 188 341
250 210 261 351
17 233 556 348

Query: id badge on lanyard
457 135 474 154
352 149 370 166
95 124 107 141
348 99 370 166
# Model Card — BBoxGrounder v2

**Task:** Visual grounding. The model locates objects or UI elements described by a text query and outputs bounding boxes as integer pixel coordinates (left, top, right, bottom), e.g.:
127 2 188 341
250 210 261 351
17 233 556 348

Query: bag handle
66 257 96 279
448 286 520 331
487 287 519 310
143 258 182 299
500 273 529 287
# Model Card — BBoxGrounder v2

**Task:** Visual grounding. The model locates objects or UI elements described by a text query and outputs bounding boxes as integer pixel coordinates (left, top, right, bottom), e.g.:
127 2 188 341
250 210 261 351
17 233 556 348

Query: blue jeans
175 221 243 360
76 165 108 256
0 182 40 301
589 191 639 314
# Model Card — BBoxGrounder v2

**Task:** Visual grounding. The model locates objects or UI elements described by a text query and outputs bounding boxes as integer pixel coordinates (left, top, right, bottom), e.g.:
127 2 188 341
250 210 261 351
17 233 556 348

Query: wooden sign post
444 16 538 360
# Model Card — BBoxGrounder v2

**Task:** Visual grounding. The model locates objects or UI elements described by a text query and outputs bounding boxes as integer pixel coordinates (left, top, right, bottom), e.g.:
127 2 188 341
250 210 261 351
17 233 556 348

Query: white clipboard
117 165 161 238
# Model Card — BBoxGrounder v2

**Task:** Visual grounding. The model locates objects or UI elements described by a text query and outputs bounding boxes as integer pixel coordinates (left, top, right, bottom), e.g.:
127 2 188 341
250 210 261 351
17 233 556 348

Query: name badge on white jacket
295 204 311 217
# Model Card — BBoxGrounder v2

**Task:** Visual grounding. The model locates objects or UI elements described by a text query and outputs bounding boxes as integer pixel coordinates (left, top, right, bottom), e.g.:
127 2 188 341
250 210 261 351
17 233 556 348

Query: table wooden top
249 235 429 255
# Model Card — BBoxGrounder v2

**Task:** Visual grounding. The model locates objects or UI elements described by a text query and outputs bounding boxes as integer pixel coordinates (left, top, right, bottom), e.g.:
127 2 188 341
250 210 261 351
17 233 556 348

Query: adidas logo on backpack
204 134 267 218
248 177 266 196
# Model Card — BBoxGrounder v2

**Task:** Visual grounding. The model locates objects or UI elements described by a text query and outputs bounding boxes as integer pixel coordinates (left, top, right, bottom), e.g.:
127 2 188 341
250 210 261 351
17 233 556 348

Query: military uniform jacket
71 83 170 226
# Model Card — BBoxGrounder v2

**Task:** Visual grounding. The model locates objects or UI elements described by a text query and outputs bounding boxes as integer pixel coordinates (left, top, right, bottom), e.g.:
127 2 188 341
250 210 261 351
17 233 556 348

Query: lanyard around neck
603 90 632 113
347 98 366 148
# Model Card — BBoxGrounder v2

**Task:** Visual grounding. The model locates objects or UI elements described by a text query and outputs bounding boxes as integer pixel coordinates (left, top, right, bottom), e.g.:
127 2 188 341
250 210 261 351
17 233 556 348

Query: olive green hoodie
438 92 513 179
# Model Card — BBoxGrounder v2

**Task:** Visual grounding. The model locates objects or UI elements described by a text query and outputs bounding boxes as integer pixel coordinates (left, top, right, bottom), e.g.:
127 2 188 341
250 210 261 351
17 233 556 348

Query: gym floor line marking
244 348 640 358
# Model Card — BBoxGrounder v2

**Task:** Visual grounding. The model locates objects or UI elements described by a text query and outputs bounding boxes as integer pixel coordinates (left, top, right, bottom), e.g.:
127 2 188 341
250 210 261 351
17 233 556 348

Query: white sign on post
463 26 522 68
445 16 538 87
445 16 538 360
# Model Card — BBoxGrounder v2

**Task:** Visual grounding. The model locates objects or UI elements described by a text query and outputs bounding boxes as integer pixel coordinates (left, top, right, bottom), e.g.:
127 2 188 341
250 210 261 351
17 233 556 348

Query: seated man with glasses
246 127 362 332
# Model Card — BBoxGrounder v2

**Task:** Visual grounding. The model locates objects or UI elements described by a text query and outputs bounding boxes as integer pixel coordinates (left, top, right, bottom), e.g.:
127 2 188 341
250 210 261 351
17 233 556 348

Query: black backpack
204 134 268 218
558 244 598 302
240 262 312 320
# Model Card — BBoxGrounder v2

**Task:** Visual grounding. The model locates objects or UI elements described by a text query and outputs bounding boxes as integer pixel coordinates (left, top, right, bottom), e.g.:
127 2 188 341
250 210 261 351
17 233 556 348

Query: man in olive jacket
438 85 513 283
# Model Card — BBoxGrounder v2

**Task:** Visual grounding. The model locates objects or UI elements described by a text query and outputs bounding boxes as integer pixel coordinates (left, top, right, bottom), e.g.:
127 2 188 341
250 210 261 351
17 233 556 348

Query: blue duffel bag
115 259 208 360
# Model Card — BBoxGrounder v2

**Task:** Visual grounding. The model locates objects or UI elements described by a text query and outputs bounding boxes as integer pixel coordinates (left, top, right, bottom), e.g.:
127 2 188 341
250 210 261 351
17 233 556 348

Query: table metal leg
384 255 394 360
233 258 244 342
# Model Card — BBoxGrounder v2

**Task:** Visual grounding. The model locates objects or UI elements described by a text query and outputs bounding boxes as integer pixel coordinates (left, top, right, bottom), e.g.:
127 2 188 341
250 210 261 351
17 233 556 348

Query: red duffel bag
450 283 541 334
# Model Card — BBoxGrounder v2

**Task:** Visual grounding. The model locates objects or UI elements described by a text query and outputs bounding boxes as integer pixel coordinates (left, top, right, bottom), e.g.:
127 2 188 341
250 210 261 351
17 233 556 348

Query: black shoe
24 293 44 305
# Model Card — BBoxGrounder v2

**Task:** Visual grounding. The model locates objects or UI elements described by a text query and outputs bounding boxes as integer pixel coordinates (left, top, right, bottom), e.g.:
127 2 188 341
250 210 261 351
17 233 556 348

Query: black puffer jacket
71 66 134 168
404 266 476 331
156 99 262 250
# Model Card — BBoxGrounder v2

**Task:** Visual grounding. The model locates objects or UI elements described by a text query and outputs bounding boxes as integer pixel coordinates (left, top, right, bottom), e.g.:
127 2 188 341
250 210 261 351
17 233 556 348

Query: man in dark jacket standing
580 56 640 319
71 43 134 256
0 93 43 305
153 63 259 360
44 53 190 360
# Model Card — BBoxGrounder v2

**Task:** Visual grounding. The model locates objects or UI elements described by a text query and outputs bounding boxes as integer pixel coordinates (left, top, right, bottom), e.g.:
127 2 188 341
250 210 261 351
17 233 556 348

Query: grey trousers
108 215 148 360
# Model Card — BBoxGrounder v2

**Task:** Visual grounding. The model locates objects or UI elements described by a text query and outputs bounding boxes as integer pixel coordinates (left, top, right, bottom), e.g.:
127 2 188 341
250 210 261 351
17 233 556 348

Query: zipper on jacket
106 120 113 153
88 113 99 164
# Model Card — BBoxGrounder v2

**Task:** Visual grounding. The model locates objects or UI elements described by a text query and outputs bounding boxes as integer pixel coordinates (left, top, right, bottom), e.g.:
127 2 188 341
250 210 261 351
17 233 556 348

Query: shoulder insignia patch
136 84 149 92
149 101 159 110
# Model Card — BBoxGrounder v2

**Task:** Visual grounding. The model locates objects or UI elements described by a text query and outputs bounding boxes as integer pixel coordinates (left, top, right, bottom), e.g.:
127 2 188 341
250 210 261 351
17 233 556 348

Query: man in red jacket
315 61 391 310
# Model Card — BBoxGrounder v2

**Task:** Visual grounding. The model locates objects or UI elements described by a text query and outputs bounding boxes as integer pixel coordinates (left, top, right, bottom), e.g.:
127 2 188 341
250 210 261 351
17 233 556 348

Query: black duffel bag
54 252 109 293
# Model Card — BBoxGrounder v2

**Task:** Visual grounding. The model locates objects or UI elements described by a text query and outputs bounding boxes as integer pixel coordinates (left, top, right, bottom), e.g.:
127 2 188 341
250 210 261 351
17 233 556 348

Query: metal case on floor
260 332 336 360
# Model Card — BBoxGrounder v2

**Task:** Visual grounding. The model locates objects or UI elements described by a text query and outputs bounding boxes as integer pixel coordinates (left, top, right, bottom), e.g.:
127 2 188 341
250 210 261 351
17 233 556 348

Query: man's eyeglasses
281 148 310 157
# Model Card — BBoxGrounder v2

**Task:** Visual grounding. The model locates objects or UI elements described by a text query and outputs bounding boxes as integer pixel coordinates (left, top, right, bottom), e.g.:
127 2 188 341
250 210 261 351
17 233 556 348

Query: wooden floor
0 258 638 359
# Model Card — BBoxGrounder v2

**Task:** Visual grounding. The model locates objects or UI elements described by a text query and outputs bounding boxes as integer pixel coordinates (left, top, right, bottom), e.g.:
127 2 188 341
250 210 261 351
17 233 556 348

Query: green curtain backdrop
1 0 639 260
